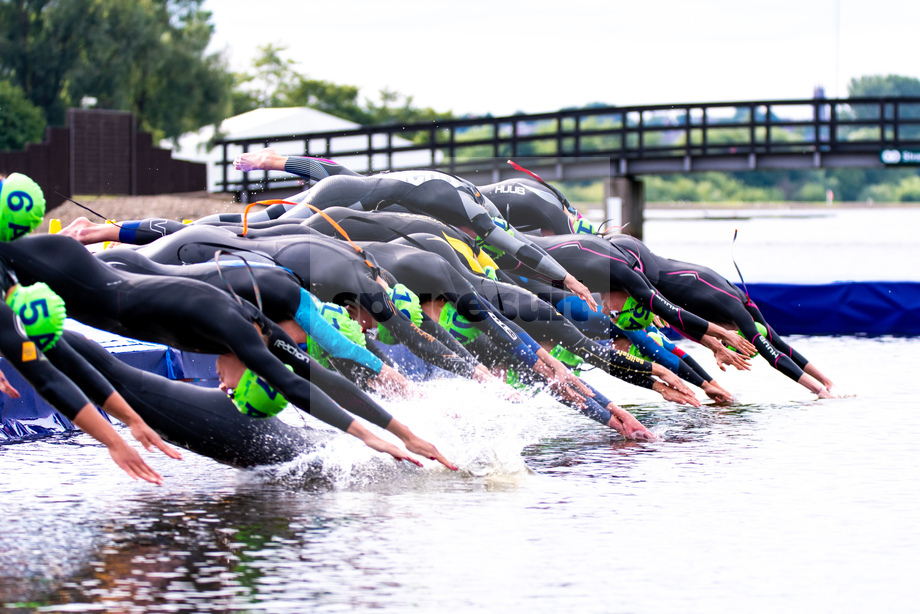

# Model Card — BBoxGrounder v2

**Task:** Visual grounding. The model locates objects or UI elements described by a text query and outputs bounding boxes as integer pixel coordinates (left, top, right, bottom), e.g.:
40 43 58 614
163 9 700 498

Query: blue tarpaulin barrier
1 321 220 441
747 281 920 337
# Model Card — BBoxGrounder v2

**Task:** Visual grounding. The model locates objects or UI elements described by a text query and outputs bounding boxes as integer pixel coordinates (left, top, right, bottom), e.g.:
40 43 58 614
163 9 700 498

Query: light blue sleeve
294 289 383 373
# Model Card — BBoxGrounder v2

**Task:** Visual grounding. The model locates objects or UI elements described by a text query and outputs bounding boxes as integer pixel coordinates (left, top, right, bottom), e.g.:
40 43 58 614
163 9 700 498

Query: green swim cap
615 296 654 331
388 283 422 326
0 173 46 242
5 282 67 351
570 216 596 235
438 301 481 345
378 284 422 345
233 366 291 418
319 302 365 347
550 344 584 371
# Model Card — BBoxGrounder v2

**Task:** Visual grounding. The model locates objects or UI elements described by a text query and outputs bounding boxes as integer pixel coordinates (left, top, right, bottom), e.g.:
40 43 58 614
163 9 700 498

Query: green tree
0 78 45 150
0 0 233 140
232 44 453 130
848 74 920 98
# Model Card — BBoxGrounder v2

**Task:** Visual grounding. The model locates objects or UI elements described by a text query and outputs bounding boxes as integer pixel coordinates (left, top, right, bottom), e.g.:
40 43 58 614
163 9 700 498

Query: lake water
1 208 918 613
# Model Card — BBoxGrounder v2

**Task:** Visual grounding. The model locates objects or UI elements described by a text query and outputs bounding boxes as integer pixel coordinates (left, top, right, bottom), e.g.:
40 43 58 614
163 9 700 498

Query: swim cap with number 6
0 173 46 242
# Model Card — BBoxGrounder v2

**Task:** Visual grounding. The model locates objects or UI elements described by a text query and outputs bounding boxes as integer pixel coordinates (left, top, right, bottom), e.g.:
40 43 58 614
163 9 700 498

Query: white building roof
167 107 437 193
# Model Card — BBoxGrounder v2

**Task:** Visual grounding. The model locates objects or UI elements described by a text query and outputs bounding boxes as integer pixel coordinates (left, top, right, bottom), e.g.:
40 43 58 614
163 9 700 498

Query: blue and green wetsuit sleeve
294 288 383 374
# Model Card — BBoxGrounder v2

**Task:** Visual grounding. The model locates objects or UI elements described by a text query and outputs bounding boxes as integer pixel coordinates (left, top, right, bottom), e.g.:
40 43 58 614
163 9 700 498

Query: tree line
0 0 451 151
3 0 920 202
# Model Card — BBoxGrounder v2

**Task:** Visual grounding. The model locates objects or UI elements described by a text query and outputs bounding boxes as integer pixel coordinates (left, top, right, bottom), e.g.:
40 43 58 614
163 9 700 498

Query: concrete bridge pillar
605 175 645 240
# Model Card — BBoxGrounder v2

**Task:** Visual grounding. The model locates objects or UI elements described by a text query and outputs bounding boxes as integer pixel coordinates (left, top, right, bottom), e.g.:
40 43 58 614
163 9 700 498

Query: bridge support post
605 175 645 240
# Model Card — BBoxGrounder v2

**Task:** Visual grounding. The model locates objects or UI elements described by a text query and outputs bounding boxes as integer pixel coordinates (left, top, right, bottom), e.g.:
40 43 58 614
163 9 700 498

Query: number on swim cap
5 282 67 352
615 297 653 331
0 173 46 242
233 367 291 418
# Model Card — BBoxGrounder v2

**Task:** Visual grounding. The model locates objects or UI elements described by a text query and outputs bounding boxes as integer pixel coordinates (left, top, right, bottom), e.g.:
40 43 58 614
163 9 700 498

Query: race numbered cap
233 368 290 418
0 173 46 242
615 296 654 331
5 282 66 351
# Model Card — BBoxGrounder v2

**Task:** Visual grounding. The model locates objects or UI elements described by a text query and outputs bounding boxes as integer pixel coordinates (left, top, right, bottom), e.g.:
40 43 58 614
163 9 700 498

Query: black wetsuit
605 234 813 382
481 178 584 236
244 164 573 284
63 331 323 468
95 248 384 385
361 236 661 389
0 235 393 434
129 225 480 378
0 300 89 421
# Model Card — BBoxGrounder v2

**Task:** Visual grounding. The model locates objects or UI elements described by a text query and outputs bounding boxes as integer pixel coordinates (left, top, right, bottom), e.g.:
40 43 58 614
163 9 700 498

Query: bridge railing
214 97 920 197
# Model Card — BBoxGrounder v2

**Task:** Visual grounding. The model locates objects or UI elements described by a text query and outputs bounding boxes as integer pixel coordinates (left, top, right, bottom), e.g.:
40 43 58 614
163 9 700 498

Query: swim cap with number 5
5 282 67 351
0 173 46 242
615 296 653 331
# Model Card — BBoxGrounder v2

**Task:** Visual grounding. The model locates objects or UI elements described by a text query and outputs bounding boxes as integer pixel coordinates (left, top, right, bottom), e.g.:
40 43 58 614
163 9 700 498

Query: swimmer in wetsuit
498 231 835 398
0 234 457 469
95 248 415 398
60 330 328 468
229 148 598 311
0 173 179 483
0 299 175 484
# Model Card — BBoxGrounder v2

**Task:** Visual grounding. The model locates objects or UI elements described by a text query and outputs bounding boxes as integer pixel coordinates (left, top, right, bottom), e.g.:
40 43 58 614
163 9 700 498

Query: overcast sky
201 0 920 117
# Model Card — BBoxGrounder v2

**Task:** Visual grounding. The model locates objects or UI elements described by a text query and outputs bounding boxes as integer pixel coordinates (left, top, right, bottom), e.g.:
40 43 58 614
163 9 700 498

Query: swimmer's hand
535 349 595 398
563 274 597 312
368 364 423 399
712 326 757 357
701 381 734 404
234 147 284 173
653 381 701 407
129 421 183 460
607 404 658 441
347 421 423 467
650 364 697 398
387 421 458 471
709 338 752 372
0 370 20 398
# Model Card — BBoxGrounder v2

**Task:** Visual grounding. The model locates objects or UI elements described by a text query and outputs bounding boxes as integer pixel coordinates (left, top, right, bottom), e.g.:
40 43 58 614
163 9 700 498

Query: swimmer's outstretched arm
44 337 182 461
234 148 360 181
0 303 166 484
71 402 167 485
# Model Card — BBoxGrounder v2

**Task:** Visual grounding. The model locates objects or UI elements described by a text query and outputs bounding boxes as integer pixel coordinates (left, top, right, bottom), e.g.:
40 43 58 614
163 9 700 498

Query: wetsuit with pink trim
606 234 814 384
492 233 714 342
